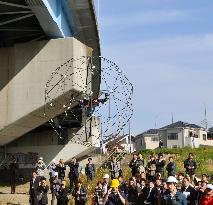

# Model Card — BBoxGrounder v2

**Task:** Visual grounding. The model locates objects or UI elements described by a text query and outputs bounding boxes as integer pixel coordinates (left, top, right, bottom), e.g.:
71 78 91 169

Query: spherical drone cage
44 56 133 147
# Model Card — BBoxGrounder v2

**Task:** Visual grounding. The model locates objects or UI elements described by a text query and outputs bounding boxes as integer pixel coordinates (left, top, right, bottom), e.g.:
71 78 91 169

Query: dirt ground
0 183 52 205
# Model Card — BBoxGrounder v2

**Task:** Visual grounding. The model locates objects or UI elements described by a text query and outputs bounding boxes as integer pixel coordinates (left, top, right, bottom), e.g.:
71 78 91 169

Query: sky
94 0 213 135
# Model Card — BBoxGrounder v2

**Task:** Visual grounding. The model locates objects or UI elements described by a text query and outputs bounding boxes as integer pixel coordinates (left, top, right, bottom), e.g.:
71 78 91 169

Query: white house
104 135 136 153
159 121 213 148
135 129 159 151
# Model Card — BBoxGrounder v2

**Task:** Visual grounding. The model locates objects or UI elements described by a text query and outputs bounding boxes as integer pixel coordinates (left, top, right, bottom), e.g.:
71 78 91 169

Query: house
207 127 213 140
135 129 159 151
159 121 213 148
104 135 136 153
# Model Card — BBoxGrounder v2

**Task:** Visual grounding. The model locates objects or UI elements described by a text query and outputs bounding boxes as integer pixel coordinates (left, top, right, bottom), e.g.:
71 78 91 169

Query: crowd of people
7 153 213 205
92 152 212 205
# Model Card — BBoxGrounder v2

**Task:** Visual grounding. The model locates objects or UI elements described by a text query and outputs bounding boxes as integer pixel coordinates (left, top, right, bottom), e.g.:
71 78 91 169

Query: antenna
171 112 174 124
201 104 208 129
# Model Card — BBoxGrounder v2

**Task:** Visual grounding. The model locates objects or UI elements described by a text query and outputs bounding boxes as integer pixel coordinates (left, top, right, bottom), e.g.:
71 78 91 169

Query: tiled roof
160 121 203 129
135 129 159 139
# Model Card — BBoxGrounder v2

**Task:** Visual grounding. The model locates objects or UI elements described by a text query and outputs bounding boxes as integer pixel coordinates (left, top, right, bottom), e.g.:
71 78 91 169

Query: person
162 176 187 205
136 178 148 205
137 154 146 174
85 157 96 181
35 157 46 178
73 180 87 205
103 179 126 205
110 156 121 179
118 175 128 195
68 157 79 192
57 181 69 205
184 153 197 179
129 154 139 177
102 173 110 195
29 171 40 205
37 177 49 205
181 176 196 205
9 157 18 194
159 140 163 149
166 156 176 177
196 181 207 204
127 177 138 205
201 174 209 183
94 181 104 205
48 159 57 179
50 172 60 205
147 154 156 180
199 184 213 205
56 159 66 183
156 153 166 178
144 180 160 205
156 179 163 196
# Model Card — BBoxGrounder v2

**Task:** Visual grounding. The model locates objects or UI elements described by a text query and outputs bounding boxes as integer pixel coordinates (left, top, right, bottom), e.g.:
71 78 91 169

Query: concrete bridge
0 0 101 167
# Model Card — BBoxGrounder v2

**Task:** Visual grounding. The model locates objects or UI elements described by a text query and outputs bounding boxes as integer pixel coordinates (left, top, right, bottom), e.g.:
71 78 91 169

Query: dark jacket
129 159 138 176
85 163 95 177
56 164 66 179
37 185 49 205
166 162 176 176
73 186 87 205
184 159 197 176
106 191 126 205
57 188 69 205
29 176 40 205
181 185 196 205
127 186 138 204
144 187 161 205
68 162 79 179
156 159 166 173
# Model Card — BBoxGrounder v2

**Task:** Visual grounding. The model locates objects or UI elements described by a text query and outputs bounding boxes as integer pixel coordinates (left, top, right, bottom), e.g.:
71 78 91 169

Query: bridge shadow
0 40 48 92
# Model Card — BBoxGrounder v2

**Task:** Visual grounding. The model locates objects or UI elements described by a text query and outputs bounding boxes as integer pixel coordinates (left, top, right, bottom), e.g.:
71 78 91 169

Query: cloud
101 9 190 28
102 33 213 133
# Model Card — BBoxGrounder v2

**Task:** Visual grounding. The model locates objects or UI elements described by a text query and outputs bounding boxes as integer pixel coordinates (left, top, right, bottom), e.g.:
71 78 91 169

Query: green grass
66 147 213 204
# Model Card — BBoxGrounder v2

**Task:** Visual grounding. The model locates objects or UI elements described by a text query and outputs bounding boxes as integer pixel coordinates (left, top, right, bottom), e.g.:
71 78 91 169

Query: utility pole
129 120 131 153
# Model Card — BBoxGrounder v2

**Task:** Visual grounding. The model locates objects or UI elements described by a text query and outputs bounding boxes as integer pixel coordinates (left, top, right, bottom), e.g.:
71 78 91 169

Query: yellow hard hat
111 179 120 188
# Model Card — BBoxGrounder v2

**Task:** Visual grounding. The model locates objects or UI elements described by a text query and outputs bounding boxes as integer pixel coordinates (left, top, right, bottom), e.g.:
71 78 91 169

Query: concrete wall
0 37 91 145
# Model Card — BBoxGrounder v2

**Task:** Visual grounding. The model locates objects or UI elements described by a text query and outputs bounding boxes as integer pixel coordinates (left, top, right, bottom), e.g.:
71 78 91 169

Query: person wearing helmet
102 174 110 195
103 179 126 205
162 176 187 205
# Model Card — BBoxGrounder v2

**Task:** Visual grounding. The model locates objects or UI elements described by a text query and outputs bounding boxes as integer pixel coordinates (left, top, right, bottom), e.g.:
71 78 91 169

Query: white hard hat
103 173 110 179
206 184 213 190
167 176 177 183
38 157 43 160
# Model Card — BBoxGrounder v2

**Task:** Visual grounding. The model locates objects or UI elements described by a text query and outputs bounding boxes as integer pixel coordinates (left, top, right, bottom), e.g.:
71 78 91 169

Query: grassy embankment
67 146 213 205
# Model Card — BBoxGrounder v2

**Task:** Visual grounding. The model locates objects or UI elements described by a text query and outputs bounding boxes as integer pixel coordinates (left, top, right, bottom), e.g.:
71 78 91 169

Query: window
203 134 207 141
172 145 178 148
168 133 178 140
141 139 143 145
151 136 159 142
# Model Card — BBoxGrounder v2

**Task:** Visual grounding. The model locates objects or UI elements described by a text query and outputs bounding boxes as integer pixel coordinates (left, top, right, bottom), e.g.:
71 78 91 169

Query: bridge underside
0 0 101 165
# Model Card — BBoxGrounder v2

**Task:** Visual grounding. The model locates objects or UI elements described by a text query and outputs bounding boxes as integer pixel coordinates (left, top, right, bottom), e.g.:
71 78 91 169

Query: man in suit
29 171 40 205
37 177 49 205
68 157 79 192
181 176 196 205
144 180 161 205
